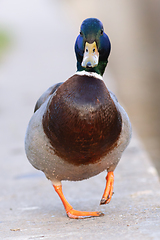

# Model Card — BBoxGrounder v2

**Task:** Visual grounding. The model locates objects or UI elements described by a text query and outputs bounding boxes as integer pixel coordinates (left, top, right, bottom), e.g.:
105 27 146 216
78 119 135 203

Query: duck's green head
75 18 111 76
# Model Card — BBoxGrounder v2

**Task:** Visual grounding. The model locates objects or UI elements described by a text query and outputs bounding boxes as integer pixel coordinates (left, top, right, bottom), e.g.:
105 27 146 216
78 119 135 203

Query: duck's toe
100 171 114 205
67 209 104 219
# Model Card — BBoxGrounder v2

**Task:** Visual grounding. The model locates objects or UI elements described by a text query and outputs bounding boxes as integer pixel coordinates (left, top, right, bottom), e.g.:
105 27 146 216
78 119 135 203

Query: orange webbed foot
53 185 104 219
100 171 114 205
66 209 104 219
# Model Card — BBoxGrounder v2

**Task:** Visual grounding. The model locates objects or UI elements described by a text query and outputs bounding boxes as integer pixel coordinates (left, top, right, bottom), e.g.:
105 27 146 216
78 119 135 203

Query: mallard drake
25 18 132 219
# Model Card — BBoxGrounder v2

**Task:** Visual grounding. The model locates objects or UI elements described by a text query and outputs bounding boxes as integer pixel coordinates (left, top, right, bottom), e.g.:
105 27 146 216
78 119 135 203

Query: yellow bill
81 41 99 68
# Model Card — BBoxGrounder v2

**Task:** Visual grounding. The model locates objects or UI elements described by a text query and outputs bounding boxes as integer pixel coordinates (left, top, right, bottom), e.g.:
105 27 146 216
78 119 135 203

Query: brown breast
43 74 122 166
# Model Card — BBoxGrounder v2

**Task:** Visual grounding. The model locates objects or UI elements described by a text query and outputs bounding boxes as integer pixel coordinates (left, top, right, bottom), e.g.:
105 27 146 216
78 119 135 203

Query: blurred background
0 0 160 176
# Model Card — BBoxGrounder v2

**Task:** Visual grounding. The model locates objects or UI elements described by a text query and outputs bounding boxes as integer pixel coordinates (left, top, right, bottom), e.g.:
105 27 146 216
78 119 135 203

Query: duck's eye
80 31 83 36
93 48 95 53
100 29 104 35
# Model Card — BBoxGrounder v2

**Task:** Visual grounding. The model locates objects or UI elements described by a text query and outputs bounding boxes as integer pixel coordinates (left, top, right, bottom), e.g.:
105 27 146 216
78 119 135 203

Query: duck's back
43 74 122 166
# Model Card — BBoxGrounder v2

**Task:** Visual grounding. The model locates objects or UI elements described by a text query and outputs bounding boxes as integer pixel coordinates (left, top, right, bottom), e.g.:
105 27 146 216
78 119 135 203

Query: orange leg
53 184 104 219
100 171 114 205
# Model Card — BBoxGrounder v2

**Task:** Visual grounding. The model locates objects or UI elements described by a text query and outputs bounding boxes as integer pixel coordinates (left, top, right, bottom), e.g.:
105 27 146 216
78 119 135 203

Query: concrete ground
0 1 160 239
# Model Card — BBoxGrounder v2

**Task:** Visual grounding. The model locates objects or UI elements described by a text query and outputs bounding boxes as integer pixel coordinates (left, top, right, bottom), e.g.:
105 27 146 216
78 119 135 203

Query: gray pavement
0 1 160 239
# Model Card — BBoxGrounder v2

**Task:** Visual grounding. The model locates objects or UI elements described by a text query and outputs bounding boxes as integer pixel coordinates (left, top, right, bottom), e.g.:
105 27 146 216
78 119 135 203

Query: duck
25 18 132 219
